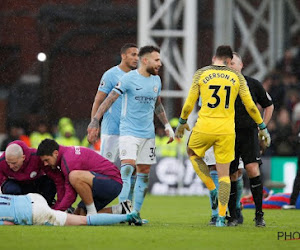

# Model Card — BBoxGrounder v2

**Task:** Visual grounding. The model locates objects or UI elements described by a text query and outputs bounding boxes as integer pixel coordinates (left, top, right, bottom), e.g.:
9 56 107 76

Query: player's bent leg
69 170 97 215
189 154 216 191
189 154 218 211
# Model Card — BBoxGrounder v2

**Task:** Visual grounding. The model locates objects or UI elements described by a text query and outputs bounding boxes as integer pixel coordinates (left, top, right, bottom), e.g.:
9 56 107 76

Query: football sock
249 176 263 213
228 181 237 219
128 175 136 202
133 173 149 212
236 174 244 209
87 213 128 225
210 170 219 216
86 203 97 215
119 164 135 202
218 176 231 217
190 155 216 190
111 204 122 214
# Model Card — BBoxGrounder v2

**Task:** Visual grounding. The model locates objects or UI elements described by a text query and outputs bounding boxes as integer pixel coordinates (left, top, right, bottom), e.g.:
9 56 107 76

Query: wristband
179 118 187 124
258 122 266 130
164 123 172 130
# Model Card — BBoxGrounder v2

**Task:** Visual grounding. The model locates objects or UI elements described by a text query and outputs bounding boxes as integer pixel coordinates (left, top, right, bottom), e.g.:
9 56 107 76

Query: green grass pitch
0 195 299 250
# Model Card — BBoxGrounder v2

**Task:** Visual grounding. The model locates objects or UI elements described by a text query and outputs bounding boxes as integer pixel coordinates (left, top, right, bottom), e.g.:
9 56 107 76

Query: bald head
229 52 243 73
5 144 23 157
5 144 25 172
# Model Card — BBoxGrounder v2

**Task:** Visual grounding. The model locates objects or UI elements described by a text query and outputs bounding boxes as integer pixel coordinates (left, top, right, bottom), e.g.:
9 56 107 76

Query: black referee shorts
230 128 262 175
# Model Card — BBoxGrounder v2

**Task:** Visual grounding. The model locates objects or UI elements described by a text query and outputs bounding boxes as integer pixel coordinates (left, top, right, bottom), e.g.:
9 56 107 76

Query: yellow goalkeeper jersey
180 65 263 135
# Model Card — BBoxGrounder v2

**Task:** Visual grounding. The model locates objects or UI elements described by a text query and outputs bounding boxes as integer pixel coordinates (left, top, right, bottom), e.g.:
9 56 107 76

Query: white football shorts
203 146 216 166
100 134 119 163
29 193 67 226
119 136 156 165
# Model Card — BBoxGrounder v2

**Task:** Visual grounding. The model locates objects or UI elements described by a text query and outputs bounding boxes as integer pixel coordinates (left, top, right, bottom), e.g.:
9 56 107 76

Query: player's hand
175 118 190 138
87 118 100 144
258 122 271 147
164 123 175 144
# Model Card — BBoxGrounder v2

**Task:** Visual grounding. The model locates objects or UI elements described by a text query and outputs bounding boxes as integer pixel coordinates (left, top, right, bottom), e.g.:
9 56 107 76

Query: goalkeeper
175 45 271 227
227 52 274 227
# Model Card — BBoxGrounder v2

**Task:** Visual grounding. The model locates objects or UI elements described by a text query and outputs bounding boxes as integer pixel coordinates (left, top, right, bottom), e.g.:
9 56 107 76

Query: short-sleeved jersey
235 75 273 129
98 66 127 135
0 194 32 225
180 65 263 135
113 70 161 139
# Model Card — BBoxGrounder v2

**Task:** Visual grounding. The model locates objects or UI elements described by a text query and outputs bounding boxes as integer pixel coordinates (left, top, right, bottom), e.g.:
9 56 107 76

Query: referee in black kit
227 52 274 227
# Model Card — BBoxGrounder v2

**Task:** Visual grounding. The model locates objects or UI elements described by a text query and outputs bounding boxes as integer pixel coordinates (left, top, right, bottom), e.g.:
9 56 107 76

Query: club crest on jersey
100 80 106 88
153 86 158 93
106 152 112 159
121 149 127 156
30 171 37 178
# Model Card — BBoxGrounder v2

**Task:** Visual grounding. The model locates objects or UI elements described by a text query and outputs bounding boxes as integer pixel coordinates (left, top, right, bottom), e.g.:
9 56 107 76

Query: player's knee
187 147 195 157
69 170 82 185
2 180 22 194
245 163 260 178
120 164 135 177
137 165 150 174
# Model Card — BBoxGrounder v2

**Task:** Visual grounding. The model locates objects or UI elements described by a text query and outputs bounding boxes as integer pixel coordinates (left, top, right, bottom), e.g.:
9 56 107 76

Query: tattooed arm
155 96 174 144
154 96 168 125
87 91 120 143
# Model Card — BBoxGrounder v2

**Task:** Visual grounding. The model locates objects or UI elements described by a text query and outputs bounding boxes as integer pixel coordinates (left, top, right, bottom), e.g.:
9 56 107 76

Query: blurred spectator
292 102 300 133
56 123 80 146
1 121 30 151
262 73 285 110
29 120 53 148
276 49 298 75
272 108 295 156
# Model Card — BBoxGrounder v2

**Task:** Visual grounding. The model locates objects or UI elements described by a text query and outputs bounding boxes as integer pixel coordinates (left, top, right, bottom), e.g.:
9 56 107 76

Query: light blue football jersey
113 69 161 139
0 194 33 225
98 66 127 135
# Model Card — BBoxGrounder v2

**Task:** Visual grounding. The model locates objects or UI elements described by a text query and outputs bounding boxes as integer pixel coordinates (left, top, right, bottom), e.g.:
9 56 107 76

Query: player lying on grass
0 193 141 226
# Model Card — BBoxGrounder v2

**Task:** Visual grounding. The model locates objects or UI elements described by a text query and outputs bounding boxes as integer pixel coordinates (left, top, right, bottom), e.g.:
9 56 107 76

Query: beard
146 66 158 75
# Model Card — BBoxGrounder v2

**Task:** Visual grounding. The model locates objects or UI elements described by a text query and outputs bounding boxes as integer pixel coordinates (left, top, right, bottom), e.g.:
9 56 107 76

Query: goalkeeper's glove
258 122 271 147
175 118 190 138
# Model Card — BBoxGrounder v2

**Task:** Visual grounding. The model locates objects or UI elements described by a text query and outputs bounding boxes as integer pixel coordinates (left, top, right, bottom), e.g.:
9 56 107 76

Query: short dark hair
120 43 138 54
138 45 160 58
37 139 59 156
215 45 233 59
